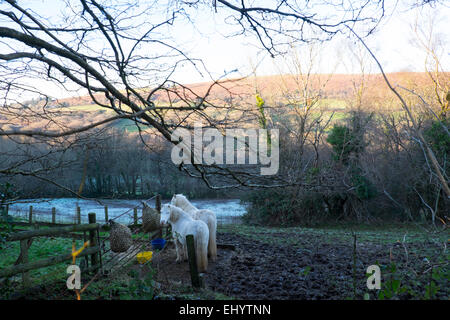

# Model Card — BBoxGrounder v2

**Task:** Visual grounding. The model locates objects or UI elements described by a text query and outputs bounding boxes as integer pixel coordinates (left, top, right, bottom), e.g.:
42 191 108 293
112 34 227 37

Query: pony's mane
167 204 189 222
173 194 197 211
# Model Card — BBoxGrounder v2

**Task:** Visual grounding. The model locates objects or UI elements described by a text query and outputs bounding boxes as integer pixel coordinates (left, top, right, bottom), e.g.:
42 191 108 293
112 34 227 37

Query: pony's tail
208 219 217 262
195 227 209 273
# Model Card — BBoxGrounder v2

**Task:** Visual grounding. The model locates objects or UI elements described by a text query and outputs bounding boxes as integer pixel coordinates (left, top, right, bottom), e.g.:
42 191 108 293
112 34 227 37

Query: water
7 197 247 225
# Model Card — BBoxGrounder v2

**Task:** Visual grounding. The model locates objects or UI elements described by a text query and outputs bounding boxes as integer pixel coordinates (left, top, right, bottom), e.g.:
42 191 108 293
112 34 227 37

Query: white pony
160 203 209 272
171 194 217 261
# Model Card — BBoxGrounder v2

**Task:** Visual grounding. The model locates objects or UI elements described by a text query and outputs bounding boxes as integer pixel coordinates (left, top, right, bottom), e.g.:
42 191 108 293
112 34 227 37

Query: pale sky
2 1 449 99
174 1 450 82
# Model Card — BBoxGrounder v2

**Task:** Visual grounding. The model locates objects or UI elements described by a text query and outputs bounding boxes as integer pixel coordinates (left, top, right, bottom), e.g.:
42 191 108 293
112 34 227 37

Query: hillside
61 71 447 115
2 72 446 134
58 72 440 105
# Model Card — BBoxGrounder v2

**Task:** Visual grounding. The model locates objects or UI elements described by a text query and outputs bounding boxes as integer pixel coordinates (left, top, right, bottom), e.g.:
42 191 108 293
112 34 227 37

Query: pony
160 203 209 272
171 194 217 261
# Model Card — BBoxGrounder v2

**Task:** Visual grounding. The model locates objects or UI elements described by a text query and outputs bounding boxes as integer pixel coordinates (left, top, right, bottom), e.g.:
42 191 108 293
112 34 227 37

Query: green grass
218 223 448 247
315 98 347 110
113 118 141 132
0 237 86 286
0 218 113 290
67 104 104 111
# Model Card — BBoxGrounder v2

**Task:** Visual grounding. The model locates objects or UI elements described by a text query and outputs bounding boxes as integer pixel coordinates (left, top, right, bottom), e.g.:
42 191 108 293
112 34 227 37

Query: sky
173 1 450 83
2 0 449 99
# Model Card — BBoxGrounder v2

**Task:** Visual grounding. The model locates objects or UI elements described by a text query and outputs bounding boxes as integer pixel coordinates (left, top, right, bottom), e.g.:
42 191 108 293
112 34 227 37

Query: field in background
7 198 247 225
25 72 439 133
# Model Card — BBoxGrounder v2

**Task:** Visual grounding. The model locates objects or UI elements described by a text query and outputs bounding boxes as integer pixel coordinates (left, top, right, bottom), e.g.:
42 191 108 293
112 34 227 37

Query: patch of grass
82 276 132 300
316 98 347 110
113 118 141 132
0 237 86 290
67 104 107 111
218 223 447 247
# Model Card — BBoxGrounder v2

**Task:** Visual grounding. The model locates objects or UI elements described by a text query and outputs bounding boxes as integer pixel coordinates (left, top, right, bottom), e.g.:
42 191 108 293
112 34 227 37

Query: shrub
326 125 359 163
424 118 450 158
241 187 329 226
351 172 377 200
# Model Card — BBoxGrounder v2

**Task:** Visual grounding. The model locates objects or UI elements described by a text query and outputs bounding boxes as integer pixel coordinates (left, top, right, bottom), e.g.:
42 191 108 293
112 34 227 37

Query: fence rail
0 246 100 279
7 221 77 228
1 215 102 288
3 197 241 227
1 197 162 292
7 204 119 225
0 195 232 293
6 223 99 241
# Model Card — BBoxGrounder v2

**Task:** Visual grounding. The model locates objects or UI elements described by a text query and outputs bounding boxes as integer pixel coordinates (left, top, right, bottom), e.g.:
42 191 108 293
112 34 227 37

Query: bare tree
273 42 335 170
410 11 449 120
0 0 421 192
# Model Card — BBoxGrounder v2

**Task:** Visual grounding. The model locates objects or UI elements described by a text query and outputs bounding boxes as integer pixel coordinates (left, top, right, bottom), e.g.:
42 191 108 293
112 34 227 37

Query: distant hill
57 71 447 112
3 72 446 134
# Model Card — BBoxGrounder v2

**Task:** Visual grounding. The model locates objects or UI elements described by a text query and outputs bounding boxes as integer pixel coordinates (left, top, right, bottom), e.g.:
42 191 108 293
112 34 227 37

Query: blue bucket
151 238 166 250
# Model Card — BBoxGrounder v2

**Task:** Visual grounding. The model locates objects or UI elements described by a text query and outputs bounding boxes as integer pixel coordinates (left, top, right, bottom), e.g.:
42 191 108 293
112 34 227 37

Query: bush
424 119 450 158
0 182 17 249
351 172 377 200
241 187 329 226
326 124 363 163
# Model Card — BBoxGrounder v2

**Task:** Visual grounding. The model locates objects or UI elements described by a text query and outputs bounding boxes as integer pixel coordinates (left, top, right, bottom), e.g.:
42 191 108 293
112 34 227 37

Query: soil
3 229 448 300
151 231 449 300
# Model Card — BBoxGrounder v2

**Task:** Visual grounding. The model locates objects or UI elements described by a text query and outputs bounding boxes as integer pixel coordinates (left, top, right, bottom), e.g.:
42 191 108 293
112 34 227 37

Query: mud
4 229 447 300
153 231 449 300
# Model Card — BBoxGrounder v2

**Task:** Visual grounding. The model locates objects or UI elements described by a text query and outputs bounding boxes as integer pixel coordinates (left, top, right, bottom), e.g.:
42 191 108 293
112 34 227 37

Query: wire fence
2 195 244 299
4 195 159 225
72 195 164 297
1 195 160 297
5 197 245 226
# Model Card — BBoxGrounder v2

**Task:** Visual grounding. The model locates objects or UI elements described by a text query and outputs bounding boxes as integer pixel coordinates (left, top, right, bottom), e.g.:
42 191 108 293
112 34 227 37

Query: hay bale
109 220 132 253
142 202 161 232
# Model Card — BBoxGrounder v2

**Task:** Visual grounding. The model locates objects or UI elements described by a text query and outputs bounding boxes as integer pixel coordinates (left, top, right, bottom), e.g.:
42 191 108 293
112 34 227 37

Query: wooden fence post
83 231 89 270
155 194 163 238
76 206 81 224
156 194 161 213
28 206 33 224
133 207 138 225
52 207 56 224
88 213 98 274
5 204 9 215
186 234 200 288
104 206 108 222
20 239 31 288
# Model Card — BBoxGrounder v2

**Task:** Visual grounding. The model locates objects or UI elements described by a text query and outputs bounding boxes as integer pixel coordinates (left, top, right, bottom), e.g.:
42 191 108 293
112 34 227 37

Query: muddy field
152 228 449 300
3 225 448 300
